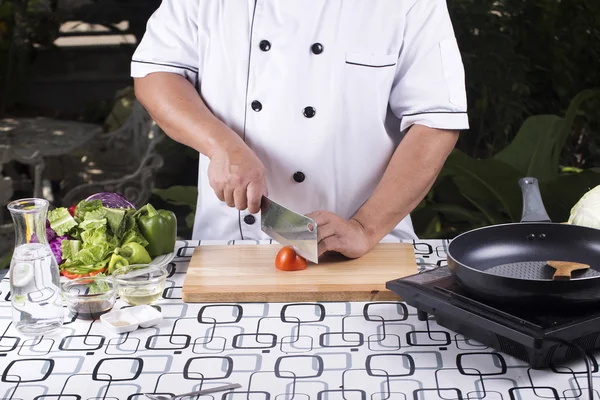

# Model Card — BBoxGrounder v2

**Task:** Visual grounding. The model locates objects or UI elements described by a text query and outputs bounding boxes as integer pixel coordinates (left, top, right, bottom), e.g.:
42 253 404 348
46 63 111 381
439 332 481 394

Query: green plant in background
0 251 11 270
412 89 600 239
448 0 600 161
104 86 137 132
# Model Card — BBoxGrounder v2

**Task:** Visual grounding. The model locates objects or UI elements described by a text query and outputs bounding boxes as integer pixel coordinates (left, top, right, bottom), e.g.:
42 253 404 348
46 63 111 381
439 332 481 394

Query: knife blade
260 196 319 264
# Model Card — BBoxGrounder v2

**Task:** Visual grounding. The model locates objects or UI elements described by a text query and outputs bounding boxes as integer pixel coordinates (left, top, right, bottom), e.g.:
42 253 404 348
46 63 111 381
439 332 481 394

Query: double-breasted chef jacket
131 0 469 242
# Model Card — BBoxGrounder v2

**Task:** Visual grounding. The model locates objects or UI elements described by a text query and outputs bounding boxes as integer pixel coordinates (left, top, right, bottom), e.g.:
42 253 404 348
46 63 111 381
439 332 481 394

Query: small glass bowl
112 264 167 306
62 275 117 320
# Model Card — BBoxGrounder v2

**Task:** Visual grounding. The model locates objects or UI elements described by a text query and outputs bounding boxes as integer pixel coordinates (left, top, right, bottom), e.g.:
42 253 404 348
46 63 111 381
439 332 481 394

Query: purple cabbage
49 236 68 265
30 220 56 244
85 192 135 209
46 220 57 243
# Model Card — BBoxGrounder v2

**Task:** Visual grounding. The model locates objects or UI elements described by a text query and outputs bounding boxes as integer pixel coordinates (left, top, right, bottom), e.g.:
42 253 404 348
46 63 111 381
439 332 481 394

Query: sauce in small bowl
112 264 167 306
62 276 117 320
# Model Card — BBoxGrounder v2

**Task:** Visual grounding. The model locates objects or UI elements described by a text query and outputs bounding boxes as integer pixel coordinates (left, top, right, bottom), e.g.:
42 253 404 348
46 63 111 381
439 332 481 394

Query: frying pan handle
519 177 552 222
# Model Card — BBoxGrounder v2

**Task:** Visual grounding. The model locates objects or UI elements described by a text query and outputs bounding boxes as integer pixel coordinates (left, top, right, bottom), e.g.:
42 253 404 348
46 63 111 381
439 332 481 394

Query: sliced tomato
61 267 106 280
275 246 307 271
68 205 77 216
60 270 81 280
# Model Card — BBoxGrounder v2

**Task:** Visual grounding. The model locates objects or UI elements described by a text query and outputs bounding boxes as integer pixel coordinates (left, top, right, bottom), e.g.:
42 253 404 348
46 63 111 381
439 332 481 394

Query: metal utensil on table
260 196 319 264
145 383 241 400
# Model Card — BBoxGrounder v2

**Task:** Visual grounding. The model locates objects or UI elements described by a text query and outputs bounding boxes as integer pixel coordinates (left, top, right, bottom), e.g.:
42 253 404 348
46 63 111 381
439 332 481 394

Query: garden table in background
0 116 102 198
0 239 594 399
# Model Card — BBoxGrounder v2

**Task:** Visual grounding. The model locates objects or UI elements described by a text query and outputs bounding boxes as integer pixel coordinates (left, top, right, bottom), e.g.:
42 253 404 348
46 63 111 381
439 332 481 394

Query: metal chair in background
59 100 165 208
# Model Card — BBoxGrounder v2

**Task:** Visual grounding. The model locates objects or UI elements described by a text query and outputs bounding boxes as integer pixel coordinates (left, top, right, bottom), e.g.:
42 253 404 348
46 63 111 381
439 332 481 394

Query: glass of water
7 198 64 335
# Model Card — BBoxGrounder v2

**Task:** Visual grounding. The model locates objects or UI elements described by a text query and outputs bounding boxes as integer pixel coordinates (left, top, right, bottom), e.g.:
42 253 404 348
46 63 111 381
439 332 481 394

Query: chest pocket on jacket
343 52 398 115
345 52 398 69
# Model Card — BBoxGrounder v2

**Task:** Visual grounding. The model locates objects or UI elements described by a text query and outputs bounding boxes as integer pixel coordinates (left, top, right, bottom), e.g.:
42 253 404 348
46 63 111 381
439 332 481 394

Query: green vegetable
61 240 81 261
60 262 105 275
76 245 112 265
54 194 174 278
104 208 126 235
108 253 129 274
74 199 103 219
134 204 176 257
119 210 149 247
115 242 152 265
48 208 77 236
121 228 150 247
79 217 107 231
87 273 110 294
60 219 118 274
81 225 119 249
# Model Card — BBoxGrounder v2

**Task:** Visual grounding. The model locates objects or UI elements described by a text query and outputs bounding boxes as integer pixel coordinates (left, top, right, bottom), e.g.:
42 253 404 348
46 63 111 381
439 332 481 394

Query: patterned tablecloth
0 240 595 399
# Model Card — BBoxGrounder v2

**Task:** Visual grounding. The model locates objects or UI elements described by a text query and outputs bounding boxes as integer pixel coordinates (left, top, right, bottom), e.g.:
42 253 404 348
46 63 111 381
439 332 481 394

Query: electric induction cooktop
386 266 600 369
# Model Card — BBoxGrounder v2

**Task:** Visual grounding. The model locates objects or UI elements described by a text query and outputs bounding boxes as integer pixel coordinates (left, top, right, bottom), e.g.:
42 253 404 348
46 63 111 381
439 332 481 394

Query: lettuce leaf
61 239 81 262
48 208 77 236
80 225 119 248
104 207 126 235
76 244 112 265
112 209 148 246
85 208 107 221
88 273 110 294
74 199 103 219
79 217 107 231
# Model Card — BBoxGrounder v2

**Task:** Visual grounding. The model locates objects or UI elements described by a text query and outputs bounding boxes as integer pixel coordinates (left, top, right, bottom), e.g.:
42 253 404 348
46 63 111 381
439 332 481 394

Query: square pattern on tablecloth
0 239 594 399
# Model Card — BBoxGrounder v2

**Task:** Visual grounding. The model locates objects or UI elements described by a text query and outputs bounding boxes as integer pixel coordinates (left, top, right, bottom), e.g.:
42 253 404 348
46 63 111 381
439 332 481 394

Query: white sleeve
130 0 199 87
390 0 469 132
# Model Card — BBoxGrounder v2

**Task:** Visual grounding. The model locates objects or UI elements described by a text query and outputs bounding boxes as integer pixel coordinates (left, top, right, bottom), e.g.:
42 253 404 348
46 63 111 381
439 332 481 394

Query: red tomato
68 205 77 216
61 270 81 279
275 246 307 271
60 267 106 280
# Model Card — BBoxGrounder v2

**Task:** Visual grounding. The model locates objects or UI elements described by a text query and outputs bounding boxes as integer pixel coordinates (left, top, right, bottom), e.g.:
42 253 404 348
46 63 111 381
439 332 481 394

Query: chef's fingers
306 211 322 220
224 187 235 208
317 221 336 242
213 188 225 202
318 236 341 256
307 211 333 227
209 179 225 202
247 180 264 214
233 185 248 211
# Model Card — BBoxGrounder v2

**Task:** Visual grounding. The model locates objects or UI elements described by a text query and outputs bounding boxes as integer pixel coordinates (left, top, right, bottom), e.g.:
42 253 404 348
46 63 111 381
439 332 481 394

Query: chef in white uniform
131 0 469 259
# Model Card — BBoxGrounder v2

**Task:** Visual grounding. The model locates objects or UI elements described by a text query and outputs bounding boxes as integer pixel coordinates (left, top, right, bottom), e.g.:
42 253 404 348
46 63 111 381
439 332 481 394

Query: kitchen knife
260 196 319 264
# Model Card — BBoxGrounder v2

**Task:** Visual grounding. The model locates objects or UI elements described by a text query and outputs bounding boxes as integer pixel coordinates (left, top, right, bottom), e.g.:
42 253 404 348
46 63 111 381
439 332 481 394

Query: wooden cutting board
182 243 417 303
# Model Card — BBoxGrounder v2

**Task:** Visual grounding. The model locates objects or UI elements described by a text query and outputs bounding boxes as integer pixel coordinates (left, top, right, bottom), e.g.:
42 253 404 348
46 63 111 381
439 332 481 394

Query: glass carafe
7 198 63 335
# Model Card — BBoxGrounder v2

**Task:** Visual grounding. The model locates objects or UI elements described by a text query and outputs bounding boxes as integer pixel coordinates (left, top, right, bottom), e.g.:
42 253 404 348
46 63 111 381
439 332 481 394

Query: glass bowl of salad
62 275 118 320
112 264 167 306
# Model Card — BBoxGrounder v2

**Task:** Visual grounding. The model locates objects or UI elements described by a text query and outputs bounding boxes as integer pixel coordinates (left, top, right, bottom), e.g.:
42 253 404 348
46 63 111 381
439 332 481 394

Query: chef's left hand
306 211 372 259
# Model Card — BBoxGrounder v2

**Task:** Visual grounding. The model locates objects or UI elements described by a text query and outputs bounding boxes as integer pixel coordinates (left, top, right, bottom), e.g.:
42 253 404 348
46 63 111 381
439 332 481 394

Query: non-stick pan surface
447 177 600 306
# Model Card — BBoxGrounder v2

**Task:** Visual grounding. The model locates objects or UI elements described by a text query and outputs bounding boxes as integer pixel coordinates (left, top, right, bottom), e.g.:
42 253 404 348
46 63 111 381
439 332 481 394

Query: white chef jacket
131 0 469 242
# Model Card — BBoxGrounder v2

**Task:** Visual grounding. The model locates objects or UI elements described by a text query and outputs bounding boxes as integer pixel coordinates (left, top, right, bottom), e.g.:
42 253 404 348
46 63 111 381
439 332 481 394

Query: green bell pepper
134 204 177 257
115 242 152 265
108 253 129 275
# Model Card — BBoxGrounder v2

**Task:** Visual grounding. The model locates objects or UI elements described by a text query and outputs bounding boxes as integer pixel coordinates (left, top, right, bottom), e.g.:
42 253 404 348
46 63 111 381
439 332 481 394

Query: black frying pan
447 177 600 306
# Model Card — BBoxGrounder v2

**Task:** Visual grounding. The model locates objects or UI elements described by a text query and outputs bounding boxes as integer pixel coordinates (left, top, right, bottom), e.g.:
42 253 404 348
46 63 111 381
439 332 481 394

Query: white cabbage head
568 185 600 228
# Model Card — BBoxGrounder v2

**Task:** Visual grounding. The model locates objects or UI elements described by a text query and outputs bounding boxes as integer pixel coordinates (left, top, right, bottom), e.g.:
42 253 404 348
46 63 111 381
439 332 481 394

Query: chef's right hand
208 141 268 214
